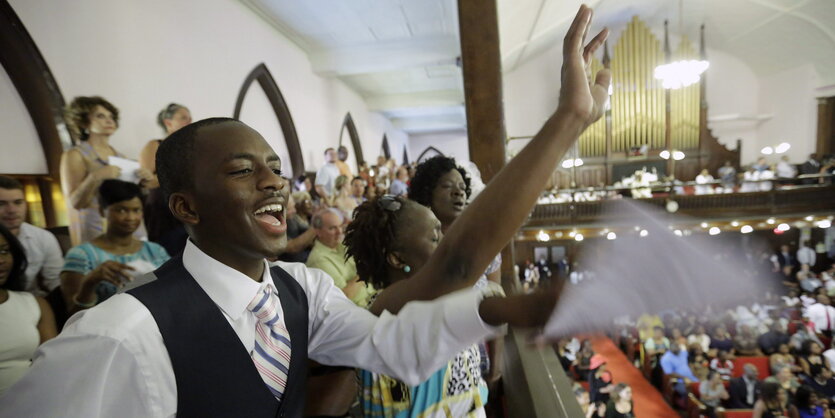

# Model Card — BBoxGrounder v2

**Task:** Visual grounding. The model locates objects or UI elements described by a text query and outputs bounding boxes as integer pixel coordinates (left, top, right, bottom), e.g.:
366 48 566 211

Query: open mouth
254 202 286 235
451 201 466 211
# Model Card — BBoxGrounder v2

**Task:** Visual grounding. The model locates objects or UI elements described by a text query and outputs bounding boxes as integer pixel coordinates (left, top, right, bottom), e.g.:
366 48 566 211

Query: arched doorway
233 63 305 177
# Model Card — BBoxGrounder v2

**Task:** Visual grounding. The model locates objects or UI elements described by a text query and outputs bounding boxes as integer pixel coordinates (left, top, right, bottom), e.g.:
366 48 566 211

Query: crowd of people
0 96 508 414
553 239 835 417
538 154 834 204
0 6 615 416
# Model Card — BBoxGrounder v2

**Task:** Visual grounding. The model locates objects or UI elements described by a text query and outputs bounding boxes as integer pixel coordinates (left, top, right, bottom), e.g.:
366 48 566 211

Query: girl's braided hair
344 195 412 290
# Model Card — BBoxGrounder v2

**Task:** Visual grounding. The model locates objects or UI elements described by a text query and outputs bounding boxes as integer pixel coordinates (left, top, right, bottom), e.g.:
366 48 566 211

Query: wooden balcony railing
527 184 835 227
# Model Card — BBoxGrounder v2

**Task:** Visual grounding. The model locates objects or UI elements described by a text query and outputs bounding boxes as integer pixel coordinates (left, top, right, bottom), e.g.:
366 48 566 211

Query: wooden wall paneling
233 63 306 177
457 0 514 287
817 97 835 158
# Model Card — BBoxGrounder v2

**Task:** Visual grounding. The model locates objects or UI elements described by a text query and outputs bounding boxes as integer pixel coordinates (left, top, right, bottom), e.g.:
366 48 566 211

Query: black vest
128 257 309 417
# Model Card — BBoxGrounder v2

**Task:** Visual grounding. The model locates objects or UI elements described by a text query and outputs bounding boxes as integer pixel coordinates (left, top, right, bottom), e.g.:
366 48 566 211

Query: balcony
527 183 835 228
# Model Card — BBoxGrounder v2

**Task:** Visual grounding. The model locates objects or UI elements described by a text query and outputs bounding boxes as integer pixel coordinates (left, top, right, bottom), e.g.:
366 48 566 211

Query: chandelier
654 59 709 89
654 0 709 90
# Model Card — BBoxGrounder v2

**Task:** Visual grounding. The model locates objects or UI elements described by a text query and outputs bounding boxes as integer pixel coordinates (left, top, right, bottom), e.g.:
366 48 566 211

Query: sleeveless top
67 142 123 245
0 291 41 396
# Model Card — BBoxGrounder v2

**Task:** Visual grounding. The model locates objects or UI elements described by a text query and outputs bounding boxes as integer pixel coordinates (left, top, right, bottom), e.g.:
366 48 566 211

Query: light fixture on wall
760 142 791 155
660 150 686 161
654 0 709 90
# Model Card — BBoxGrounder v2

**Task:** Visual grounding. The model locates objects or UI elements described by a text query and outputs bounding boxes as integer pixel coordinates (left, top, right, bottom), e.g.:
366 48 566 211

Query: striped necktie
247 284 292 400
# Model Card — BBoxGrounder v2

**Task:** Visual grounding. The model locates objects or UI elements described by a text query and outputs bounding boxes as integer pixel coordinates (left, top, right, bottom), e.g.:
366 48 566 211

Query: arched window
417 146 444 163
380 134 391 160
338 112 364 171
1 1 70 228
234 63 305 178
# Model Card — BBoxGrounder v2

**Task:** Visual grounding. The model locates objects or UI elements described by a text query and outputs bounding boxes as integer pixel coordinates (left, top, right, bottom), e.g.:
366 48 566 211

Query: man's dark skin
169 123 289 282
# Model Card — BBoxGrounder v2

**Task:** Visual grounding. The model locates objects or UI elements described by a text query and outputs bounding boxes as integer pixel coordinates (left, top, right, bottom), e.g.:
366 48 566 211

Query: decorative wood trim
416 146 444 162
817 97 835 157
458 0 506 183
338 112 364 168
0 0 68 179
233 63 305 177
380 134 391 160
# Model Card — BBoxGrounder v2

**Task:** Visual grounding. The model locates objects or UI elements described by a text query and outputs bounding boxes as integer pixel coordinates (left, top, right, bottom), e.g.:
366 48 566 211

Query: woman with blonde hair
332 175 358 221
138 103 192 256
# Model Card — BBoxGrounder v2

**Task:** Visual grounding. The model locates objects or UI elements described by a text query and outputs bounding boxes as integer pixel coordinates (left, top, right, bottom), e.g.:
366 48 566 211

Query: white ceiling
239 0 835 134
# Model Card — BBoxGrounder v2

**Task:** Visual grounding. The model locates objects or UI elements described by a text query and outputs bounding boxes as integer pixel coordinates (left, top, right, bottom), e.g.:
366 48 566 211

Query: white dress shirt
17 222 63 297
314 163 340 196
776 161 797 178
0 241 500 418
806 302 835 333
798 247 816 267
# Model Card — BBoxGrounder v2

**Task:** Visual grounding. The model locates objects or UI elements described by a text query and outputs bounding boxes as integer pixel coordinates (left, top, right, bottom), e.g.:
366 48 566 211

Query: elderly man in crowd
0 176 64 297
305 208 372 307
728 364 761 409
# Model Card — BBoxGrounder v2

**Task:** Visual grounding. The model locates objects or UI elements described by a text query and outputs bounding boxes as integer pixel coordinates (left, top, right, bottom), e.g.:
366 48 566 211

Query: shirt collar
17 222 34 239
314 239 341 254
182 240 274 321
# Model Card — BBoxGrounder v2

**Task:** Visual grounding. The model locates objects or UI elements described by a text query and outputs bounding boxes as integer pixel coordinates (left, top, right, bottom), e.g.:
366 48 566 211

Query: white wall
0 65 48 174
756 64 820 164
7 0 409 175
409 131 470 164
502 40 820 167
703 49 760 160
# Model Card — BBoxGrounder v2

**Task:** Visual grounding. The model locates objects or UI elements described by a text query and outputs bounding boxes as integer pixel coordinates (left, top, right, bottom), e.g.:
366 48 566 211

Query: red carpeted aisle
591 336 677 418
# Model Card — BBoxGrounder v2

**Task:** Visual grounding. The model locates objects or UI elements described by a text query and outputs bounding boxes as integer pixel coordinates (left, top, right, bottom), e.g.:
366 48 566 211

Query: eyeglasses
377 195 402 212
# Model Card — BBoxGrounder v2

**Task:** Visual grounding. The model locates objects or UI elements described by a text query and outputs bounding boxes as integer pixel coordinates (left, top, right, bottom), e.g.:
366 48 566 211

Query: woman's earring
403 265 411 273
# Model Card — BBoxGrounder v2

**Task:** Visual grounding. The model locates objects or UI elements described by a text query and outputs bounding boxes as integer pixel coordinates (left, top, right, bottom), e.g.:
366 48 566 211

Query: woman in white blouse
0 224 57 395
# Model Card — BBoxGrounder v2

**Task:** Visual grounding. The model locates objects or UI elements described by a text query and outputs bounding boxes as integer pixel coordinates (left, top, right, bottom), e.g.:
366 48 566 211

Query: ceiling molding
740 0 835 47
309 36 460 77
237 0 313 51
392 113 466 133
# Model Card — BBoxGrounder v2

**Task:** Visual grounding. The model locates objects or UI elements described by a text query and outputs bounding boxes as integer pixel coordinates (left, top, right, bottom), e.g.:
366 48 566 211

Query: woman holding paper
59 180 169 316
60 96 152 245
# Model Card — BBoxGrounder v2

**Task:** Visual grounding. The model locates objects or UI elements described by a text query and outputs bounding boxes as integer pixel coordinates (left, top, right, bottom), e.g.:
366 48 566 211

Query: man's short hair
0 176 23 191
311 208 344 228
156 117 239 201
324 148 335 155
